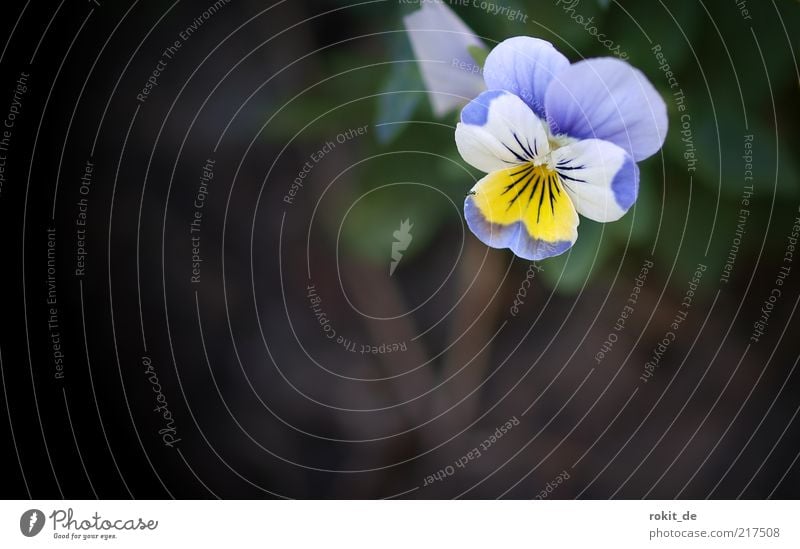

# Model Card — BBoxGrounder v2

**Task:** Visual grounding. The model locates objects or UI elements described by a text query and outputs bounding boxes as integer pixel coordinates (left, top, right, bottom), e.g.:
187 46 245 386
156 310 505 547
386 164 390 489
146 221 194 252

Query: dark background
1 0 799 499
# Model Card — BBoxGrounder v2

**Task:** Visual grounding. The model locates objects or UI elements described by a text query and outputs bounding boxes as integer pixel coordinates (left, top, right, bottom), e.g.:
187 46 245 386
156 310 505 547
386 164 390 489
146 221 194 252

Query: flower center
547 130 577 150
526 129 576 171
531 151 556 171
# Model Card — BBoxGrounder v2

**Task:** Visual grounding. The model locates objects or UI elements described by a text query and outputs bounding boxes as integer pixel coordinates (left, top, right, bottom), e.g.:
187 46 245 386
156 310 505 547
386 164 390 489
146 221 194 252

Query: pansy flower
456 37 667 260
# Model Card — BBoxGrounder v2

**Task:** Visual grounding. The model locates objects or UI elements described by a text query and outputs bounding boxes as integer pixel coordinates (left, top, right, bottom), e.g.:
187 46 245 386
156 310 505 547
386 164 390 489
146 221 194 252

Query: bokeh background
1 0 799 498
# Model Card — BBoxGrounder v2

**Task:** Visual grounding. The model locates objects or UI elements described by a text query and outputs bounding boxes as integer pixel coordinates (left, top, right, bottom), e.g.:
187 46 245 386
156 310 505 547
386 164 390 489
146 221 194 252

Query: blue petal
483 37 569 119
460 89 507 126
464 195 575 260
612 154 639 211
544 58 668 162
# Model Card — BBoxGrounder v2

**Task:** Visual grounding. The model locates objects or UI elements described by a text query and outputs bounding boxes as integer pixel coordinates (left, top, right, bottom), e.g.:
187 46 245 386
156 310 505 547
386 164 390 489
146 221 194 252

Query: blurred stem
438 237 506 426
344 260 435 428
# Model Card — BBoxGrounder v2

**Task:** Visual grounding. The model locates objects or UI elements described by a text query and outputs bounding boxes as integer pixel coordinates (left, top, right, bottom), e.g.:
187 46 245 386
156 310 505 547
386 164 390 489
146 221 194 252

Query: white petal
403 2 486 117
455 90 549 173
551 139 639 222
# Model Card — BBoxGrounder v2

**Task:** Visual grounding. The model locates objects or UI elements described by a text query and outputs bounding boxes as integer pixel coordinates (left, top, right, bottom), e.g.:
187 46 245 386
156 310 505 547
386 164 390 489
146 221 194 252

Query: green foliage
374 61 424 145
467 44 489 68
540 220 608 294
374 33 425 145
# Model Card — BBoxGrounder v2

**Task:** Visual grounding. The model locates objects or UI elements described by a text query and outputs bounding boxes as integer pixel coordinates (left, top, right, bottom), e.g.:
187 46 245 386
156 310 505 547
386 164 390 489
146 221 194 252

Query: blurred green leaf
467 44 489 69
648 174 720 297
616 0 702 71
609 166 661 249
340 182 458 263
540 220 610 294
374 61 424 145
